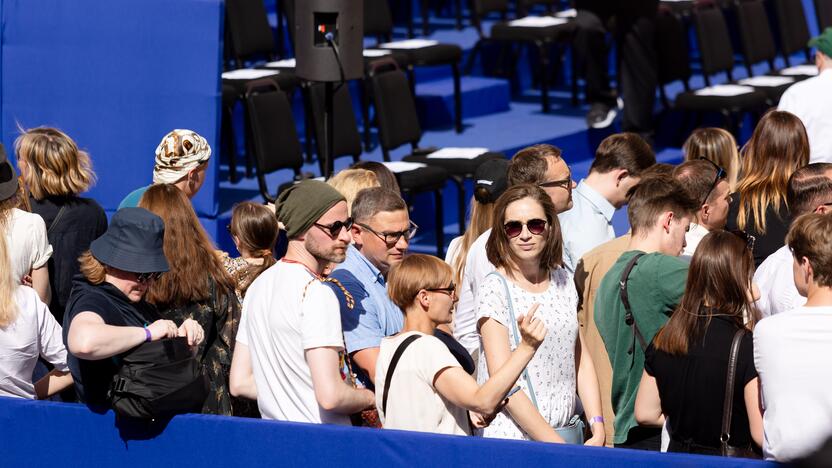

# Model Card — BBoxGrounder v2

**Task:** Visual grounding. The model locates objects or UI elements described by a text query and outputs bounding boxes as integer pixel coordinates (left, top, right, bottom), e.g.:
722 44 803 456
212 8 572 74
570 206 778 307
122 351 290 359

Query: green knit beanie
276 179 346 239
809 27 832 59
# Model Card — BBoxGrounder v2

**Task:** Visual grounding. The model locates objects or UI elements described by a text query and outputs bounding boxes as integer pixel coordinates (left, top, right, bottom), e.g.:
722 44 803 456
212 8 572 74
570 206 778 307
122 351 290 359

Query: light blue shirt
328 245 404 355
558 180 616 273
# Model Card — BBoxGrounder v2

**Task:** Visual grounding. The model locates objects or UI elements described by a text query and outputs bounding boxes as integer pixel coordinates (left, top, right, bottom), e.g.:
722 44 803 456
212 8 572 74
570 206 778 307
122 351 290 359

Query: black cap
0 144 19 202
474 158 510 204
90 208 170 273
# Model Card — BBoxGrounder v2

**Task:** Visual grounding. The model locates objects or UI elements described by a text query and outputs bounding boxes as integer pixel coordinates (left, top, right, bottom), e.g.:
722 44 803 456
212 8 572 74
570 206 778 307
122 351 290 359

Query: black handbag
108 337 209 420
719 329 761 459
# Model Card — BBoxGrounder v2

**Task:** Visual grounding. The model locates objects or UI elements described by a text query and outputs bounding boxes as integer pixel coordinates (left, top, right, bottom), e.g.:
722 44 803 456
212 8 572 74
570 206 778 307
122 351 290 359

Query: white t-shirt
476 269 579 439
5 208 52 283
778 69 832 163
237 261 350 425
376 331 469 436
0 286 68 399
753 245 805 318
754 307 832 461
453 229 494 354
681 222 709 258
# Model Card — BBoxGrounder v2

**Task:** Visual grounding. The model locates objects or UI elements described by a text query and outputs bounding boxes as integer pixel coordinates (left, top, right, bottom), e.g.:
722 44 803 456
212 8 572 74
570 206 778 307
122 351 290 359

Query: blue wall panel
0 0 223 217
1 397 776 468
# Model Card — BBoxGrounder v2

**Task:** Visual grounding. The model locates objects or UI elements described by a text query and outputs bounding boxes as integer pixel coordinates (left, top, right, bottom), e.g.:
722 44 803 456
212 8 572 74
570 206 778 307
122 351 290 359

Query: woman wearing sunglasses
476 184 605 445
634 230 763 457
377 254 547 435
64 208 204 410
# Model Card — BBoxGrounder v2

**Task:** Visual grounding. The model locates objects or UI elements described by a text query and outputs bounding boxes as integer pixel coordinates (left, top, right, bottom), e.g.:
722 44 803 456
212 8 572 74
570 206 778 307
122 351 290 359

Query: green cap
809 27 832 58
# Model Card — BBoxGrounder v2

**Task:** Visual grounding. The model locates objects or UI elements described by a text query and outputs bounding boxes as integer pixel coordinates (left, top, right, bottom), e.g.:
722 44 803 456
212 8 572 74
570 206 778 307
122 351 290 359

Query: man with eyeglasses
231 180 374 424
558 133 655 273
754 163 832 318
326 188 415 388
672 158 732 259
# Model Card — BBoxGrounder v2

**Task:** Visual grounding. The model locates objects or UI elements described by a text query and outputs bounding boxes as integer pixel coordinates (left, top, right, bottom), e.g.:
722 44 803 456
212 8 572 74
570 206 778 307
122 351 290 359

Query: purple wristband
144 327 152 342
589 416 604 426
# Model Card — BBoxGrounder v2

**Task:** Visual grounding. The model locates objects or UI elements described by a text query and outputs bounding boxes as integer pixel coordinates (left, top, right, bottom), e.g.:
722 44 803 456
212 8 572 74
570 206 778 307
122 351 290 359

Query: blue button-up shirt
328 245 404 373
558 180 617 273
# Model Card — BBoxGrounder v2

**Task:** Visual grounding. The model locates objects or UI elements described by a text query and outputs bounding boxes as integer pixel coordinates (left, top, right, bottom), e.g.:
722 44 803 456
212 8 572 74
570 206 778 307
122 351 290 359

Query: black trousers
614 426 663 451
573 9 658 133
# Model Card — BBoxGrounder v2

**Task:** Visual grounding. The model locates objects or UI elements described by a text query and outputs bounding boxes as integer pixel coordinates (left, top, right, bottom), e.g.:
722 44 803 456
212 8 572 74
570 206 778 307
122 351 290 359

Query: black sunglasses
504 218 547 238
426 282 456 297
730 230 756 251
313 217 354 238
357 221 418 245
697 158 727 205
136 272 164 283
538 176 572 190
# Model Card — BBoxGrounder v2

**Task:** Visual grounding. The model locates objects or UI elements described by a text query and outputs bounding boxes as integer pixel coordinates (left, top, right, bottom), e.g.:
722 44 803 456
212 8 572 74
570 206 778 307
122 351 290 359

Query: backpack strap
47 205 68 235
618 253 647 355
381 334 422 415
721 328 747 453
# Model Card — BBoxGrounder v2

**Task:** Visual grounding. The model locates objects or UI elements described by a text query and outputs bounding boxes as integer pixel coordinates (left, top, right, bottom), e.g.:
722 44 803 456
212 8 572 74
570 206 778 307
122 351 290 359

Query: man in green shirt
594 177 698 450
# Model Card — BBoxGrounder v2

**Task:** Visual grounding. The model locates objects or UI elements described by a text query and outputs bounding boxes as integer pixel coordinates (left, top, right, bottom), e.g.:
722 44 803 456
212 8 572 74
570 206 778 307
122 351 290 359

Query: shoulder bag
486 271 585 444
720 329 761 459
618 253 647 356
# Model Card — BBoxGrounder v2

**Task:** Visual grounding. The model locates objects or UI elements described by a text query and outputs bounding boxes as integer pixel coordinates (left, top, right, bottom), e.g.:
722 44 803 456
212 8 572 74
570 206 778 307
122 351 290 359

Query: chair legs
537 41 551 113
452 63 463 133
451 176 466 235
221 104 239 184
434 189 445 257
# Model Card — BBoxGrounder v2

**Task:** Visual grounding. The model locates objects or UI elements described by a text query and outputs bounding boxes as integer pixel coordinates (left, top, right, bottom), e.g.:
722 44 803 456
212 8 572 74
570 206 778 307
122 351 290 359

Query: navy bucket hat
90 207 169 273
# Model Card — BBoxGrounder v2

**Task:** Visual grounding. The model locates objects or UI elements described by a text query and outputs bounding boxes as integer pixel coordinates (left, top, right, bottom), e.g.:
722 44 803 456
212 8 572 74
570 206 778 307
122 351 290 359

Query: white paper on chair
222 69 280 80
427 147 489 160
738 76 794 87
780 65 819 76
379 39 439 49
509 16 568 27
694 84 755 97
363 49 392 57
555 8 577 18
265 58 296 68
382 161 428 173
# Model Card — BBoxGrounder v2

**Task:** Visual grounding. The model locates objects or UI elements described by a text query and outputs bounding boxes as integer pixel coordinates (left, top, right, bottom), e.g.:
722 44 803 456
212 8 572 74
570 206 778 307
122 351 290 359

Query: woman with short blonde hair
15 127 107 321
327 168 380 214
683 128 740 192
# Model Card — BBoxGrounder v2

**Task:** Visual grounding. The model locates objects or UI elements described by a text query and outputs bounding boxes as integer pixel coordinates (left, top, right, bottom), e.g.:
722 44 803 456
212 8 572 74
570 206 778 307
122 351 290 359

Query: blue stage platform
1 397 777 467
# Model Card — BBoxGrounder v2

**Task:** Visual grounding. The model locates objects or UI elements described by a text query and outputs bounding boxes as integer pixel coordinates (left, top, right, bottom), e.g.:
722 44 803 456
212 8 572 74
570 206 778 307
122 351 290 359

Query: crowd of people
2 28 832 464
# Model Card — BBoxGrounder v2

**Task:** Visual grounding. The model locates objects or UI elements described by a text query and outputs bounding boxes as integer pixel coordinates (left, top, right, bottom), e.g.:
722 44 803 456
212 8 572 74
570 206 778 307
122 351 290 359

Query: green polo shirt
594 250 688 444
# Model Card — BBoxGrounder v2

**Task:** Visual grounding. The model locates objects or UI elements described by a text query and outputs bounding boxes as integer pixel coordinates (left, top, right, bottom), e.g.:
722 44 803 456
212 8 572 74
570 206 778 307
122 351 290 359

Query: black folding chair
817 0 832 30
466 0 576 112
367 58 504 237
771 0 813 67
244 80 308 203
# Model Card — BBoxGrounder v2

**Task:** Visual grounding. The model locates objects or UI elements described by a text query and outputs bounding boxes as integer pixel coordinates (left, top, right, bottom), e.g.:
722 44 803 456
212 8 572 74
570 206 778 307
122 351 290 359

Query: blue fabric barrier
0 0 223 217
0 397 776 467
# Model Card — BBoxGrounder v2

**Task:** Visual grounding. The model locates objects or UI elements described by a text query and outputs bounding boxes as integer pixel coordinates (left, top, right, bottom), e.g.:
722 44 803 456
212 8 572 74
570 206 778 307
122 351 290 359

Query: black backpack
108 337 208 420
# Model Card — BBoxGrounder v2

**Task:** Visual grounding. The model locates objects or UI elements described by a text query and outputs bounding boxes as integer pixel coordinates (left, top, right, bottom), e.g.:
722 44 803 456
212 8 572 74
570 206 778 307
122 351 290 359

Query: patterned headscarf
152 129 211 184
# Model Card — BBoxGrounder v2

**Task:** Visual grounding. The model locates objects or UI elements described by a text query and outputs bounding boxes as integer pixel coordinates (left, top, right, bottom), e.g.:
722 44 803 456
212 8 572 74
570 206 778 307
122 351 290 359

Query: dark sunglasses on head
314 217 354 238
425 282 456 296
697 158 727 205
503 218 547 238
729 229 756 251
136 272 164 283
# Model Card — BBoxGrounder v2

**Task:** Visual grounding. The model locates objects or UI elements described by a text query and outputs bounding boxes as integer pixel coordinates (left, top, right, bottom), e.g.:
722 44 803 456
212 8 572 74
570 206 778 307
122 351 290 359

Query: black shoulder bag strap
47 205 68 235
619 253 647 355
381 334 422 415
720 328 747 455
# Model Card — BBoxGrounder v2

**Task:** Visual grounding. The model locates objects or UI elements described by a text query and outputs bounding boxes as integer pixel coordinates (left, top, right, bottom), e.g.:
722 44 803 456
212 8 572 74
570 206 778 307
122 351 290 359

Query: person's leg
573 10 616 107
617 15 658 136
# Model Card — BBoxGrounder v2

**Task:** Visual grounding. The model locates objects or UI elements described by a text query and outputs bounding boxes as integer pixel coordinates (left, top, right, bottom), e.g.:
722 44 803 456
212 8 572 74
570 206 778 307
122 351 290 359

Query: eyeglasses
135 272 164 284
697 158 727 205
730 230 756 252
357 221 418 245
538 176 572 190
313 217 354 238
503 218 547 238
426 283 456 298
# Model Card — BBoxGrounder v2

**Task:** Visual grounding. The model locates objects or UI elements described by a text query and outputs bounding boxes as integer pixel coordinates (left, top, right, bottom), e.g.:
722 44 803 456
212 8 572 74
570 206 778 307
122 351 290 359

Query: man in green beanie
779 27 832 163
230 180 374 423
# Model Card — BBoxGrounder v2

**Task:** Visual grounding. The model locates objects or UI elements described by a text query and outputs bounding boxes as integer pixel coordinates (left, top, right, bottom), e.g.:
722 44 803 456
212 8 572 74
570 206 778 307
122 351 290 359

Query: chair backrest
225 0 276 66
655 7 692 86
815 0 832 30
470 0 509 36
772 0 811 58
245 80 304 201
735 0 777 73
693 4 736 81
364 0 394 39
307 83 363 175
368 59 422 153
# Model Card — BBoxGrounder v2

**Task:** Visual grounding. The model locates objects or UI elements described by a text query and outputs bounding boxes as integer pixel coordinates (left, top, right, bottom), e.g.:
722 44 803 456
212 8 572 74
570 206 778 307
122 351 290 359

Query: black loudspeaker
295 0 364 82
